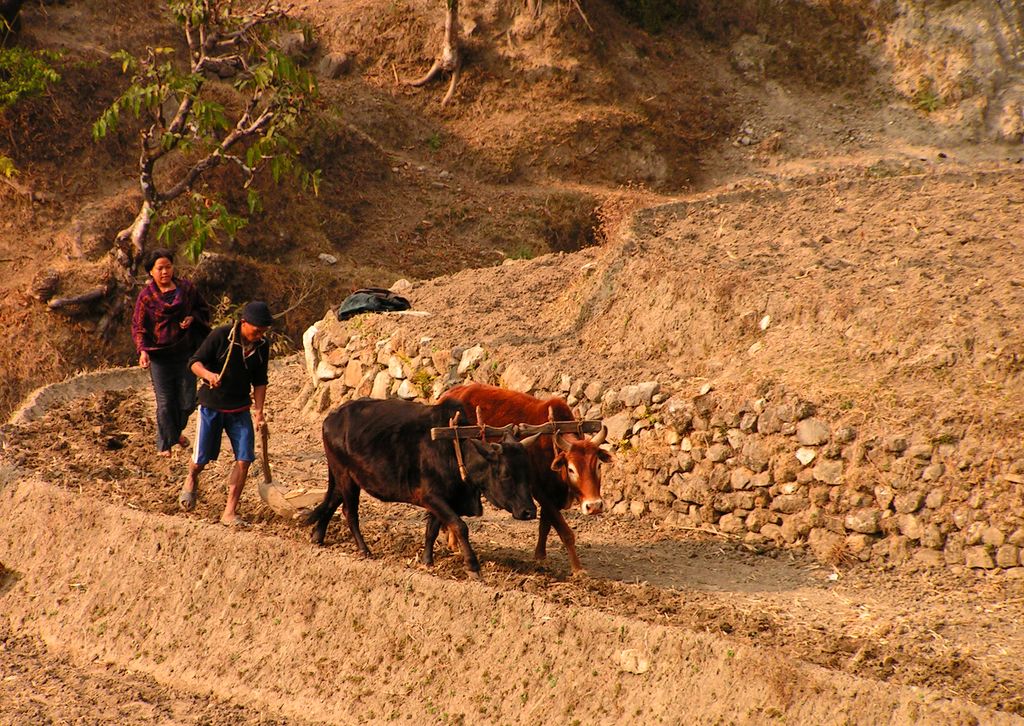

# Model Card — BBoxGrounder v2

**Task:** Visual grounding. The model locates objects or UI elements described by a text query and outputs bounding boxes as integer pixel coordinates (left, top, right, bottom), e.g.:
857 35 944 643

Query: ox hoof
467 571 483 582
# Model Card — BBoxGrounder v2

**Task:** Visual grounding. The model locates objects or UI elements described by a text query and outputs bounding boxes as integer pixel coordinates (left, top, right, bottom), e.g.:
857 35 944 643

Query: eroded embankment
0 477 1016 725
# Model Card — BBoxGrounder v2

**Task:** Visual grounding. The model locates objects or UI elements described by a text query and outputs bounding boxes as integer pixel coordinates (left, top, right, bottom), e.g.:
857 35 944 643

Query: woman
131 248 210 457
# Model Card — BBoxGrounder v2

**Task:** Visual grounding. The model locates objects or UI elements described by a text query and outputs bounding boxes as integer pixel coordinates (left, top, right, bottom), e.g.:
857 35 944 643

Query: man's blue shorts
192 405 255 465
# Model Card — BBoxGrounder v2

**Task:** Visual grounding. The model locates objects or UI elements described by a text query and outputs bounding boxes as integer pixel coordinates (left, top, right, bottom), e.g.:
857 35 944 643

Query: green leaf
247 189 263 214
0 155 17 178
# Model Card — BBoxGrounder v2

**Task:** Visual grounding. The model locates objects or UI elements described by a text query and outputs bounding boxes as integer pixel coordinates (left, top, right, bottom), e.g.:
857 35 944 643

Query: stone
893 491 924 514
387 355 406 379
834 426 857 444
1008 528 1024 546
796 418 830 446
629 500 647 518
921 524 945 549
898 513 923 540
925 489 946 509
982 527 1006 547
921 462 945 481
845 508 881 534
964 521 986 545
664 429 681 446
325 347 349 367
620 381 660 407
430 349 453 376
355 370 375 399
583 381 606 402
343 359 364 388
457 345 485 375
315 360 339 381
906 443 934 460
996 545 1019 568
742 439 770 472
302 323 321 384
751 471 772 488
812 459 843 485
885 436 909 454
707 444 731 463
795 447 816 466
964 546 996 569
780 513 811 543
745 509 772 531
874 485 895 510
370 370 391 399
760 523 784 543
808 527 844 563
501 362 536 393
318 51 352 78
604 411 632 443
757 408 783 434
730 468 753 490
396 379 419 400
845 533 875 558
770 494 808 514
318 253 338 265
718 512 746 535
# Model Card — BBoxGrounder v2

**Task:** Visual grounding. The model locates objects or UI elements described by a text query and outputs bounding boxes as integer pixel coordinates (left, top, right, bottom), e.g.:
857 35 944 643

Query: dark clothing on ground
149 347 198 451
189 322 270 412
131 277 210 353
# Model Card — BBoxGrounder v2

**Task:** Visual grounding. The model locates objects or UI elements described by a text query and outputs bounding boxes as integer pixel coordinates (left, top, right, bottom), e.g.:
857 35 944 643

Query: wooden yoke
430 420 603 440
448 411 469 481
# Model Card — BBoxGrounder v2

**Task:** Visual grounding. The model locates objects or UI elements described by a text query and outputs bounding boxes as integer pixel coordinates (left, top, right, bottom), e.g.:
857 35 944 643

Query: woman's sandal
178 488 197 511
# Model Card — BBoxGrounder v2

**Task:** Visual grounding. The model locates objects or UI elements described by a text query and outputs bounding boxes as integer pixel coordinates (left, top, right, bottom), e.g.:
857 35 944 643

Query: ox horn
590 424 607 446
554 432 573 451
519 432 543 447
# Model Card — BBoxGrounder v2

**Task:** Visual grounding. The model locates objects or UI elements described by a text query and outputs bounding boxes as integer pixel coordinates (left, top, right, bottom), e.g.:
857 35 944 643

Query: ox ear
550 451 568 472
597 448 613 463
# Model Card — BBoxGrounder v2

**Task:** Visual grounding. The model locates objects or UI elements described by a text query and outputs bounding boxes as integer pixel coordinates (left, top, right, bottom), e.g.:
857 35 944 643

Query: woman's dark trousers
149 349 197 452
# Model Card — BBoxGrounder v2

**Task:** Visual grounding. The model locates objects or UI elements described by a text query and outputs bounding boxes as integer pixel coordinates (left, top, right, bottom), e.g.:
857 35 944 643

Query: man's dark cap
242 301 273 327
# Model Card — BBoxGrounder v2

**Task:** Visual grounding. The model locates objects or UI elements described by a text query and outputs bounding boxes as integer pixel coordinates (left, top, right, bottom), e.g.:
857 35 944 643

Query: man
179 300 273 526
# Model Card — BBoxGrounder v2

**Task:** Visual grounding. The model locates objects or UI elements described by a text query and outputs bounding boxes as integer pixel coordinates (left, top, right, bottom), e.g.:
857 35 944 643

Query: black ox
306 397 537 579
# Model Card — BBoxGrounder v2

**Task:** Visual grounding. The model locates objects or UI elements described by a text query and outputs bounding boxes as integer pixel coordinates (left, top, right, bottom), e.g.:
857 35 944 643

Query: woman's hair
145 248 174 273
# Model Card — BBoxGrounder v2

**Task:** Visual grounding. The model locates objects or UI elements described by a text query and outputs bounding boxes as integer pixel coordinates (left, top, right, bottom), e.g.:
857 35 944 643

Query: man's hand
139 351 150 369
205 372 222 388
252 408 265 431
180 315 194 329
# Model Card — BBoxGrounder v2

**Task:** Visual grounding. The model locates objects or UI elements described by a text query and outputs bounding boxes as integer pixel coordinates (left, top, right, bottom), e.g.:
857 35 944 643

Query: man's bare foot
158 450 172 458
220 515 250 528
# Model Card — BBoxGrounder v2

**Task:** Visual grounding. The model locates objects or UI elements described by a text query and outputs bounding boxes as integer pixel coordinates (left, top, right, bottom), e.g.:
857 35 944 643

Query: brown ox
440 383 611 574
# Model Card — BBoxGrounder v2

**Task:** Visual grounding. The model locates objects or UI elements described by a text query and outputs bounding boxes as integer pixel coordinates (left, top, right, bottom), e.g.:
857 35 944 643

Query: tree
92 0 319 272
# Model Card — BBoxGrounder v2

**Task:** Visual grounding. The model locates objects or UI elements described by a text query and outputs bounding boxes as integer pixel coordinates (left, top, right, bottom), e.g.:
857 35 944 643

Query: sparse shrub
0 47 60 109
913 77 941 113
505 242 535 260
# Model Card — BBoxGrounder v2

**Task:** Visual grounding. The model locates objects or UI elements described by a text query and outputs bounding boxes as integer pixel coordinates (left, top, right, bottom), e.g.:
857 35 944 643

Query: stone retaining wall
300 310 1024 577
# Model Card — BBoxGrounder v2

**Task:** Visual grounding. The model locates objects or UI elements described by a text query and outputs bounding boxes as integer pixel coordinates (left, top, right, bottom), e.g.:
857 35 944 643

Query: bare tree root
46 284 112 311
408 0 463 106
